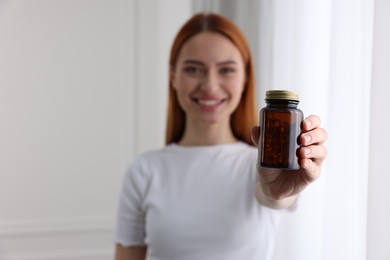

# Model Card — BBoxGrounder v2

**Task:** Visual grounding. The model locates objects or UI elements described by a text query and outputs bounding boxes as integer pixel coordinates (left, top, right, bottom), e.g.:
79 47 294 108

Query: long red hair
166 13 258 146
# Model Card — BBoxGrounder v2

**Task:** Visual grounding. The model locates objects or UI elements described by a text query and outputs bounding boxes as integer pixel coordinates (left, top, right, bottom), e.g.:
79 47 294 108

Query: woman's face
171 32 246 126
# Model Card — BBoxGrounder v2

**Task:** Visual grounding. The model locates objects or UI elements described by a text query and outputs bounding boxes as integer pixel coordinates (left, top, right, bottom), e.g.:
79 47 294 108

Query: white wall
0 1 127 258
367 0 390 259
0 0 191 259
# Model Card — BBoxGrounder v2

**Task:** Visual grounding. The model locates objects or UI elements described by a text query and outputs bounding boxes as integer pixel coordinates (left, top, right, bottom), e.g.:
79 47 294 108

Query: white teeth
198 99 221 106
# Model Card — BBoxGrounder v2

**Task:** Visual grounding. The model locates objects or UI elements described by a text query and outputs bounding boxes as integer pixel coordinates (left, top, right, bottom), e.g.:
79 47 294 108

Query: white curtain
193 1 373 259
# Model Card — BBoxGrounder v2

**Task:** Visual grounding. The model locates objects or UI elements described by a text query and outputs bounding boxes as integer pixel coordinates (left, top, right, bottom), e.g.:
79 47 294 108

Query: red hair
166 13 258 146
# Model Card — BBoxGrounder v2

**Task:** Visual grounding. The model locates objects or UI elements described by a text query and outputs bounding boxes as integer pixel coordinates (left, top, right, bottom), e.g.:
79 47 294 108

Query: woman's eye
220 67 235 75
184 66 203 75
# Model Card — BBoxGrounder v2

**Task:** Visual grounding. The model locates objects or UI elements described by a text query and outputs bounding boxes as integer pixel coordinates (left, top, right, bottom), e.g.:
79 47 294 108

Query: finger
298 146 325 182
302 114 321 132
298 158 321 182
300 127 328 146
299 144 328 166
251 125 260 146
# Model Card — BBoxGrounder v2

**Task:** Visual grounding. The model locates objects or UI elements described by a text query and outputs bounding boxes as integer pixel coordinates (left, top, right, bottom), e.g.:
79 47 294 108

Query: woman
115 13 327 260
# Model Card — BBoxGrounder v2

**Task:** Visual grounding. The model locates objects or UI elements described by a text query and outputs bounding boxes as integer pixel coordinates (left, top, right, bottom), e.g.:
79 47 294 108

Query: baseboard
0 216 116 260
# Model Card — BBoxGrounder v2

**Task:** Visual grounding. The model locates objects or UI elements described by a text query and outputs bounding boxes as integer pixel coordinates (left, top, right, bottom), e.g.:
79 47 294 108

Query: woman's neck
178 120 238 146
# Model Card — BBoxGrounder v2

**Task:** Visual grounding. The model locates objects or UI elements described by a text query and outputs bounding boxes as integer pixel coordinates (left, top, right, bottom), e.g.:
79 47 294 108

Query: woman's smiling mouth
192 97 226 111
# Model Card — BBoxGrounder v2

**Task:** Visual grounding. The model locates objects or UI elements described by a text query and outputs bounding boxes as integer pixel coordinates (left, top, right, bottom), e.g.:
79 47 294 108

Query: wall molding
0 216 115 238
3 249 112 260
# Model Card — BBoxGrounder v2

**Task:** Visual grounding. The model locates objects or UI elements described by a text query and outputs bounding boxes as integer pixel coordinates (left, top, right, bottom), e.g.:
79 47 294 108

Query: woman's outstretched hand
251 114 328 209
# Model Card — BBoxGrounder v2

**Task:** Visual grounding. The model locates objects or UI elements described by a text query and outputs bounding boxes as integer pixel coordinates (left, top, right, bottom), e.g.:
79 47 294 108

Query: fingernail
304 134 312 144
303 147 311 156
306 120 312 128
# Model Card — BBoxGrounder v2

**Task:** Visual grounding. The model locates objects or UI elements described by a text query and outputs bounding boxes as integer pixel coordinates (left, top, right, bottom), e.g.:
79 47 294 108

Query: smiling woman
114 12 328 260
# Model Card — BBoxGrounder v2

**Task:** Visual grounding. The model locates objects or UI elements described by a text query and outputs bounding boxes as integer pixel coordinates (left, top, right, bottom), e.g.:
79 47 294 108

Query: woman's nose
200 71 219 93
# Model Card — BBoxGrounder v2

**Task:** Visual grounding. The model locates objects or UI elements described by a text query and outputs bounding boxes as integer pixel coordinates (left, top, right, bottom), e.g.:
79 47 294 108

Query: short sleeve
114 157 149 246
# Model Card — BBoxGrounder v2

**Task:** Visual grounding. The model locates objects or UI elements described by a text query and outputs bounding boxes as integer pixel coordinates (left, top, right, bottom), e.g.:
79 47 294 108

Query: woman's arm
114 244 147 260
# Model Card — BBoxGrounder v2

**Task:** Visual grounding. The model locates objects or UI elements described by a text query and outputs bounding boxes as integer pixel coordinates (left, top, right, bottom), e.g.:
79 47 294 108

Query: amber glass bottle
258 90 303 170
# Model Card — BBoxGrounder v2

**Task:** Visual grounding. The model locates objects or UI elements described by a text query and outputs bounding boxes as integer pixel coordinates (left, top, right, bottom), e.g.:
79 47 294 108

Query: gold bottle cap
265 90 299 101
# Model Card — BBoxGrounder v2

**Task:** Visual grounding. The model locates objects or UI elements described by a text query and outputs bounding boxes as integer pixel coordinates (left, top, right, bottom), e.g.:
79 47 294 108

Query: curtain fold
192 1 373 259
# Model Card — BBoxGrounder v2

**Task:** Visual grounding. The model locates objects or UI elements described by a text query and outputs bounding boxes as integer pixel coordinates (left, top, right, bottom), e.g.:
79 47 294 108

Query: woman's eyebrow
183 59 205 66
217 60 237 66
183 59 237 66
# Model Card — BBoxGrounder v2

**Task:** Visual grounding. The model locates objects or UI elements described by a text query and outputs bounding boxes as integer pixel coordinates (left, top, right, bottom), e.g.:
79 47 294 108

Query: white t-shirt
115 142 282 260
